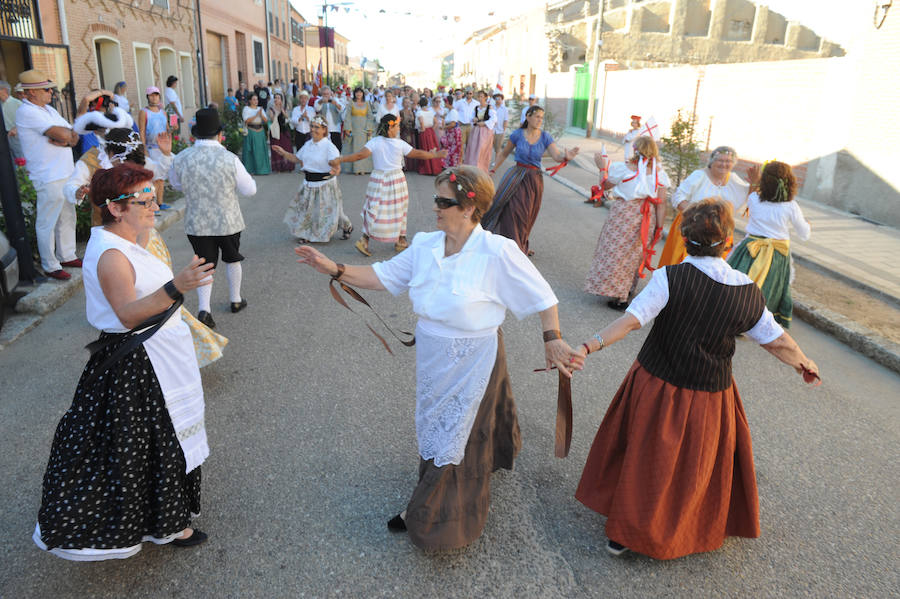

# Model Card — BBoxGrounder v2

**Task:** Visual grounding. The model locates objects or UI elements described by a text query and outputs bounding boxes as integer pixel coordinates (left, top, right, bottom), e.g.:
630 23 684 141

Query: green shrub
660 109 701 188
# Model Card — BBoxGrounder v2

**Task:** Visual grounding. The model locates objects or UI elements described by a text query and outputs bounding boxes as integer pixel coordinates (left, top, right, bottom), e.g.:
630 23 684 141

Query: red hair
90 163 154 224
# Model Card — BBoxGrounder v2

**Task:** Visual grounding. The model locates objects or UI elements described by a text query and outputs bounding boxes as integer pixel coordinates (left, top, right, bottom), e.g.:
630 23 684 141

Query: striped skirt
361 169 409 242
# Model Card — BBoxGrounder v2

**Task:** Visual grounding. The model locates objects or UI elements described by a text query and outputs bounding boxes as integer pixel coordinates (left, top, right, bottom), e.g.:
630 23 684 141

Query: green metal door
571 63 590 128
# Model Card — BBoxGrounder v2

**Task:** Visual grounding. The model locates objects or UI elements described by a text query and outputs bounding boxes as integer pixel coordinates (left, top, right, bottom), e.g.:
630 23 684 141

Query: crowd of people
4 69 822 564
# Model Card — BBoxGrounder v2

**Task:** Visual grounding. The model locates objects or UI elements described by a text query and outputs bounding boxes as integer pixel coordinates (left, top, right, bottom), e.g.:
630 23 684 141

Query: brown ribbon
328 277 415 355
533 366 574 458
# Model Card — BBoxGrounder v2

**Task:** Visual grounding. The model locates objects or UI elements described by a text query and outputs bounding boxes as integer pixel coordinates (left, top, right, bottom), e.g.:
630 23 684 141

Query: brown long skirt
481 166 543 254
575 361 760 560
405 329 521 551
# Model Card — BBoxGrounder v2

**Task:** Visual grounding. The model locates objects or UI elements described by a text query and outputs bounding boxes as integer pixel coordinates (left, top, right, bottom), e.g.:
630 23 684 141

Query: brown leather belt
554 371 573 458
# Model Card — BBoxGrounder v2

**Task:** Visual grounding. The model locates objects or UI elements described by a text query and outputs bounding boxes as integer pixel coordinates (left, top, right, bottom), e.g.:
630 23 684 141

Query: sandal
354 236 372 257
341 225 353 240
394 236 409 253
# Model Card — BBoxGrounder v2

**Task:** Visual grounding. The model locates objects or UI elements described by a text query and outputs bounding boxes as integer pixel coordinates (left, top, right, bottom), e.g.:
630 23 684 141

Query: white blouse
114 93 130 114
743 192 811 241
415 108 435 131
296 137 339 188
291 105 315 134
607 160 671 201
473 105 497 130
373 225 558 336
671 168 749 213
365 136 412 171
242 106 266 124
444 108 459 125
375 102 400 122
627 255 783 345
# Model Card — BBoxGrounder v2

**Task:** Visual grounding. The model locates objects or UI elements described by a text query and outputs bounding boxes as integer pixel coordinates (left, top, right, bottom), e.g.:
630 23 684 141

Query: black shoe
230 299 248 313
387 514 407 532
171 529 208 547
197 311 216 328
606 539 629 556
606 299 629 312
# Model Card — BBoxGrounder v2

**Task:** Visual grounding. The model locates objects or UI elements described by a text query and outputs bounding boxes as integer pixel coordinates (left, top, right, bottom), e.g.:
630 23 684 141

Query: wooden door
206 32 224 108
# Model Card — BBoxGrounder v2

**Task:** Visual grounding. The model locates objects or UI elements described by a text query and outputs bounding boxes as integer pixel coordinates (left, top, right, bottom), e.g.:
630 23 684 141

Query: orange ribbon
638 195 664 279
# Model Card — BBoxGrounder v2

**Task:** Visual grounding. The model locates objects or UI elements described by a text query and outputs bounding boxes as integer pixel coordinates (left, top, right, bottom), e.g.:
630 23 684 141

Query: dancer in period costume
171 109 258 328
482 105 578 255
728 161 811 328
491 93 509 169
294 166 577 551
570 198 820 560
335 114 446 256
275 116 352 242
34 163 215 561
440 96 462 169
66 127 228 365
290 90 315 151
622 115 641 161
268 92 294 172
343 87 375 174
584 136 669 310
415 97 443 175
241 94 271 175
657 146 749 267
462 91 496 173
398 98 419 172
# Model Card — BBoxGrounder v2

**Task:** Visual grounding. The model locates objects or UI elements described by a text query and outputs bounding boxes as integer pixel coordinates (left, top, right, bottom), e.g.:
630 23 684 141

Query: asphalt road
1 163 898 598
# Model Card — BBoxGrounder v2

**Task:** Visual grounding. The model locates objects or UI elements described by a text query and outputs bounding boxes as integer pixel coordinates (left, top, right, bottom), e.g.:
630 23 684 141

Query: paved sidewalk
554 131 900 306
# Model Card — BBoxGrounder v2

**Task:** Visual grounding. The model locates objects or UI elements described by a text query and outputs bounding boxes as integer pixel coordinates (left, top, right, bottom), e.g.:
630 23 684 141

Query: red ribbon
589 185 604 205
545 160 568 177
638 195 664 279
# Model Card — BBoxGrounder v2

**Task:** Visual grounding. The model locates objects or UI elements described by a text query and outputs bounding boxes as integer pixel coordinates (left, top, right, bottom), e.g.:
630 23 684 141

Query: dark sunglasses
433 194 461 209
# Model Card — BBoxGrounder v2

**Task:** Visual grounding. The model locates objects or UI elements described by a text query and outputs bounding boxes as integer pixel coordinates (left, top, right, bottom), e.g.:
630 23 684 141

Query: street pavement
1 166 898 598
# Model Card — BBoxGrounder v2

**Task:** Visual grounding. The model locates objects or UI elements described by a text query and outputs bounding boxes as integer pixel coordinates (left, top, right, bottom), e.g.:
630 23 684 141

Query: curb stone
547 171 900 376
0 199 185 351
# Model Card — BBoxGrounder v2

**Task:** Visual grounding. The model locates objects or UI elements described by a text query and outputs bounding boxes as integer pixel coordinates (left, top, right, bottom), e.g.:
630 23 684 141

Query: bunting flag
495 69 503 92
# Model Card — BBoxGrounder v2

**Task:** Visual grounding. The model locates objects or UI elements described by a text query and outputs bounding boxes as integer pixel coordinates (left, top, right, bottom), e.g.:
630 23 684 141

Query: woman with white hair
657 145 751 266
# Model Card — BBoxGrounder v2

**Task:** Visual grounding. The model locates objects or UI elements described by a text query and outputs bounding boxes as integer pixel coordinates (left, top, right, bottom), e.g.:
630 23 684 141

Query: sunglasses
433 194 461 209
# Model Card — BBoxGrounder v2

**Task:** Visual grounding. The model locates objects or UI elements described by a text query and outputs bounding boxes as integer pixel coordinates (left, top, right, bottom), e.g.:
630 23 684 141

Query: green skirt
241 128 271 175
728 237 793 328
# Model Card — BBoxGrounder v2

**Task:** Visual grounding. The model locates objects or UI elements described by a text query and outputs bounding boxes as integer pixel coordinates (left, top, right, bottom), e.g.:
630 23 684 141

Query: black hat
191 108 223 138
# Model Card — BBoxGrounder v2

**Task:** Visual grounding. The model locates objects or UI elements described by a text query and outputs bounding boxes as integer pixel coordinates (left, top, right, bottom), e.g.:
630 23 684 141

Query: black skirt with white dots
35 333 201 560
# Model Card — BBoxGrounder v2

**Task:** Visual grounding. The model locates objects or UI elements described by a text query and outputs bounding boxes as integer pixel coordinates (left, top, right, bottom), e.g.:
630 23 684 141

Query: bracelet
543 329 562 342
163 279 183 300
593 333 605 351
582 342 591 355
332 263 345 281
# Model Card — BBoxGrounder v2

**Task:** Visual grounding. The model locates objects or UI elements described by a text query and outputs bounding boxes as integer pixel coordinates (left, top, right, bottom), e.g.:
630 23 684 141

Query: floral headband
310 115 328 128
104 186 153 206
448 171 476 199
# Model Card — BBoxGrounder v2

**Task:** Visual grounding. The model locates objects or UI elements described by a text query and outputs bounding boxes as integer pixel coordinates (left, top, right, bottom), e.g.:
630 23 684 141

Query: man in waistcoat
170 108 257 328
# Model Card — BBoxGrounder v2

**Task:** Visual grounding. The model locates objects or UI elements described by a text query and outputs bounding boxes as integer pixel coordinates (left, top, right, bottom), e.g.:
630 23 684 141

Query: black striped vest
637 263 766 392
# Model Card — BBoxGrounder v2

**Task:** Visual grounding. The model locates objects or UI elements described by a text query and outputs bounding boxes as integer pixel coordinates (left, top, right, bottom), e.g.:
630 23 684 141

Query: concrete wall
583 54 897 226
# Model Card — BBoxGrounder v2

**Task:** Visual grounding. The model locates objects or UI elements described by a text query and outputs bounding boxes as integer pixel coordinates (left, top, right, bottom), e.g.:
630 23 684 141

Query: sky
288 0 872 75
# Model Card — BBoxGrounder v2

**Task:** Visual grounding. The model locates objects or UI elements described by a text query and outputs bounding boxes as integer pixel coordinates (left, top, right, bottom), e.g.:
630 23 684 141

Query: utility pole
585 0 606 138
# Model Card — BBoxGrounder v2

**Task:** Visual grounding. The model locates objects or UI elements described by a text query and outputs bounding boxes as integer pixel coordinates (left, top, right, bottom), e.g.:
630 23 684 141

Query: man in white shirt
290 90 314 150
1 80 23 159
491 93 509 168
170 108 257 328
164 75 183 135
15 70 80 280
314 86 345 151
623 115 642 161
520 94 539 125
453 88 477 153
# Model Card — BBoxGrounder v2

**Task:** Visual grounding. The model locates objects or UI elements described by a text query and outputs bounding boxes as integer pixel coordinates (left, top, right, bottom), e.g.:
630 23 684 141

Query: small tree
660 109 701 188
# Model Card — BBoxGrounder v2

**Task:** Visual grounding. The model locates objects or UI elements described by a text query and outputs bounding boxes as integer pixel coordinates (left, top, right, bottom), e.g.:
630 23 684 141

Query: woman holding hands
571 198 820 560
295 165 577 551
34 163 216 560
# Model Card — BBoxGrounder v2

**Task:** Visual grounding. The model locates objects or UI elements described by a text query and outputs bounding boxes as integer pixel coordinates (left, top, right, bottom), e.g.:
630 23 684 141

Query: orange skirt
657 212 686 267
575 361 760 559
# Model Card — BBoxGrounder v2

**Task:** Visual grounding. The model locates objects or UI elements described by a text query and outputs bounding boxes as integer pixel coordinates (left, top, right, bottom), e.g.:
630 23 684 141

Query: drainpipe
57 0 69 45
194 0 207 107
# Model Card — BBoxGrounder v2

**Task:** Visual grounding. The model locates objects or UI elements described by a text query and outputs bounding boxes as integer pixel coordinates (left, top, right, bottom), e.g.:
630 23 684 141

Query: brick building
199 0 266 108
59 0 199 119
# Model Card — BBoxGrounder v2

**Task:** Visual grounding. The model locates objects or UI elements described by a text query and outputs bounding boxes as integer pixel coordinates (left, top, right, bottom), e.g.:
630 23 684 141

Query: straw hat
18 69 56 89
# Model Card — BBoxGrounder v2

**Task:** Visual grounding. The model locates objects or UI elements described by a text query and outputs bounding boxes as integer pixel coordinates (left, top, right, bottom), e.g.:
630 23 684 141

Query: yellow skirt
146 228 229 367
657 213 687 267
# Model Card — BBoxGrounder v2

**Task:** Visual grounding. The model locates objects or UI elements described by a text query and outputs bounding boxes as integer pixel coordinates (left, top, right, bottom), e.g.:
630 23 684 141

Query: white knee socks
226 262 243 303
197 283 212 313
